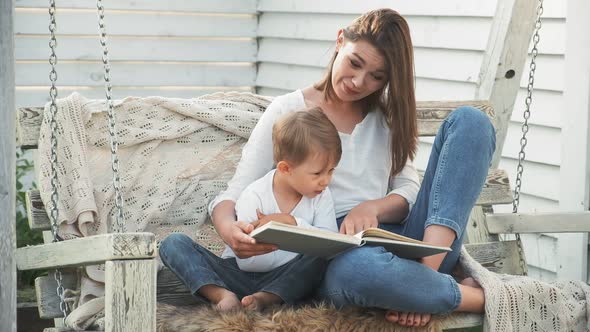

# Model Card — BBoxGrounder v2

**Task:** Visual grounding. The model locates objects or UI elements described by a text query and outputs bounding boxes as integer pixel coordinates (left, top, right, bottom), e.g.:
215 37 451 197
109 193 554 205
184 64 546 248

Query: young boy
160 107 342 312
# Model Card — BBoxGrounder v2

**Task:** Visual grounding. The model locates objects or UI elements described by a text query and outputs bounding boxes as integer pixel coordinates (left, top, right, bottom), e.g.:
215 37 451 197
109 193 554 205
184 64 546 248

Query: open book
250 221 451 259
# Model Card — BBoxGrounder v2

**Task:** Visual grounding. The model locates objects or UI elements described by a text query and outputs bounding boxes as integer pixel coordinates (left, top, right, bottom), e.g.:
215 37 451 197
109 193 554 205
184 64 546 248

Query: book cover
250 221 451 259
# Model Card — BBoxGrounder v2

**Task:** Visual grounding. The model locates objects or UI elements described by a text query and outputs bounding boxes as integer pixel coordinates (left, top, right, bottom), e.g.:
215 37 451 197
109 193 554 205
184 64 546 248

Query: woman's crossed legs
319 106 495 327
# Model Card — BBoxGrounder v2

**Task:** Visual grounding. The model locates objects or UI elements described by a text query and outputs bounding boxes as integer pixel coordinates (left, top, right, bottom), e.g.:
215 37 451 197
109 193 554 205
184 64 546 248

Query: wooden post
105 259 157 332
465 0 537 244
476 0 538 168
0 0 17 330
557 0 590 282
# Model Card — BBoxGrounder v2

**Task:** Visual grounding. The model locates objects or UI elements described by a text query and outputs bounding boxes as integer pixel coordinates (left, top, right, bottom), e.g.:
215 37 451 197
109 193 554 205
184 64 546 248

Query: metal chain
97 0 125 232
47 0 69 322
511 0 544 276
513 0 543 214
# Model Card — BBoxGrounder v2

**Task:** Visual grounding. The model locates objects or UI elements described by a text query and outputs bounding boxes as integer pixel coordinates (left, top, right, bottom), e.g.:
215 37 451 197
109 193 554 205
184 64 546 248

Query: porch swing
14 0 590 331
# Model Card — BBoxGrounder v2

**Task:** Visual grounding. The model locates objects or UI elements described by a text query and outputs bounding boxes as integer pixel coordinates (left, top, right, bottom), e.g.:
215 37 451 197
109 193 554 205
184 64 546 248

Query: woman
164 8 494 328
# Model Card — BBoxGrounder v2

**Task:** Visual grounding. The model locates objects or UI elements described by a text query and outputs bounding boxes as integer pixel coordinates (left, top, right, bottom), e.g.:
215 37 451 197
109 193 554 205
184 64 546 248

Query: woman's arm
339 195 408 234
212 200 277 258
339 162 419 234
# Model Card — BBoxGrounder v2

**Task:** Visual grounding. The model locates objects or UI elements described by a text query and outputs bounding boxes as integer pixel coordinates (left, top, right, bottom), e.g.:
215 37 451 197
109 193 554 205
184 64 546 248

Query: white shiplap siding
14 0 258 107
256 0 566 281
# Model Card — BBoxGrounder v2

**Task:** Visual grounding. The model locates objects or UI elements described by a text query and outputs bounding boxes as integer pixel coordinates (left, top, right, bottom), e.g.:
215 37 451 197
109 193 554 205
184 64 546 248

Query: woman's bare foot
460 277 481 288
385 310 431 327
456 283 485 313
241 291 283 311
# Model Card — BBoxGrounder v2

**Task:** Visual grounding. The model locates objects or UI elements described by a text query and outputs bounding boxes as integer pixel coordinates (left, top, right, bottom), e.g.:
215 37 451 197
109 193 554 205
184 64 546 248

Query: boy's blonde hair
272 107 342 166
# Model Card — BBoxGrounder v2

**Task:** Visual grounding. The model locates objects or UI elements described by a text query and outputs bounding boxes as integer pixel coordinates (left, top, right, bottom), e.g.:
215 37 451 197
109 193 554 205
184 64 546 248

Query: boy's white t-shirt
209 89 420 218
222 169 338 272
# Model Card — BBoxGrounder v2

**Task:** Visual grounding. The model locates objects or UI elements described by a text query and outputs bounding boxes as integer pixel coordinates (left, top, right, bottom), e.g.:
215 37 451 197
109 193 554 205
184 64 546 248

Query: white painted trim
0 0 16 329
557 0 590 281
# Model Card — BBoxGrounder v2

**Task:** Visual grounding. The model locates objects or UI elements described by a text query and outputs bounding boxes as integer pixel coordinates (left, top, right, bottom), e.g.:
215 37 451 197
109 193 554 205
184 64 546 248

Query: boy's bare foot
198 285 241 312
385 310 431 327
215 293 241 311
241 291 283 311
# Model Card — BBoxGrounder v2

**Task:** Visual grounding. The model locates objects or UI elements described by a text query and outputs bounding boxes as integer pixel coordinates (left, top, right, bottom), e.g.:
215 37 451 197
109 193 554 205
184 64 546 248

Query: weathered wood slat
105 260 157 332
26 190 49 231
464 206 499 244
35 271 79 319
157 268 206 306
474 168 512 206
441 312 484 330
486 211 590 234
464 240 526 275
16 100 493 148
16 233 156 270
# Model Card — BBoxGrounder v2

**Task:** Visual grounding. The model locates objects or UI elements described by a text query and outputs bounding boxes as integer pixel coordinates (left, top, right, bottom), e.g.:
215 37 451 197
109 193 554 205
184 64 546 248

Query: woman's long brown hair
314 8 417 176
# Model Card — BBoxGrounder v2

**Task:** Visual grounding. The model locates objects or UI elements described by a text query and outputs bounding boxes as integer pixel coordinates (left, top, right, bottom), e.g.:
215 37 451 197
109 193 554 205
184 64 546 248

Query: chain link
511 0 544 276
97 0 126 232
48 0 69 322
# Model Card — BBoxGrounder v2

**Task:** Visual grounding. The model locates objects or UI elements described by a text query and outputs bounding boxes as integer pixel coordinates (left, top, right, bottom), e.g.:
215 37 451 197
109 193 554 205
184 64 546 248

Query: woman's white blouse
208 90 420 219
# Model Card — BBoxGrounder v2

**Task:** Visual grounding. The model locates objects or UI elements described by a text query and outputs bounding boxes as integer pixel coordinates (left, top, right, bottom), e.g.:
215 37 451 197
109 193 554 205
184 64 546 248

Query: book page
358 228 426 245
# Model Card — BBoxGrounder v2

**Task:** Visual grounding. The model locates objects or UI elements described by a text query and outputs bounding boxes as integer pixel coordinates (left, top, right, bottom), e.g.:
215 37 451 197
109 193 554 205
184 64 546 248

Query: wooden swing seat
14 98 590 331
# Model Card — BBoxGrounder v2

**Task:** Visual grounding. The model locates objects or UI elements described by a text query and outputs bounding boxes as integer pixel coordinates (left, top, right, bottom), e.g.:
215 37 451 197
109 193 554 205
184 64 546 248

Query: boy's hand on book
227 221 278 258
252 209 297 228
339 201 379 235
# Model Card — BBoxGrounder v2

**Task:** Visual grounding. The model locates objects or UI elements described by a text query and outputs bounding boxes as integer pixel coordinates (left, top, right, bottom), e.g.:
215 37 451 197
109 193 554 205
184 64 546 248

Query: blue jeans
159 233 327 304
318 107 496 314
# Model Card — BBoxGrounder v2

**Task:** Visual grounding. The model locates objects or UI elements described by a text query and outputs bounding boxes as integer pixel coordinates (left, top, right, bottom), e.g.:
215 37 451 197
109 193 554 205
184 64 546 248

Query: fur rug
156 302 443 332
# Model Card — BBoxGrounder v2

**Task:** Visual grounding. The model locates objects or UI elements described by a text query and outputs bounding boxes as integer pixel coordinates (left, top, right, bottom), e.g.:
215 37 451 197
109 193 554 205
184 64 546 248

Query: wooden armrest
486 212 590 234
16 232 156 270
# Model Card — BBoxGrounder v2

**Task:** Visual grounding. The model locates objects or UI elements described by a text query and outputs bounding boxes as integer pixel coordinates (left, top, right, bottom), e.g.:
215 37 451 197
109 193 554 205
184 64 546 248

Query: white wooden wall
256 0 572 281
14 0 258 107
14 0 585 281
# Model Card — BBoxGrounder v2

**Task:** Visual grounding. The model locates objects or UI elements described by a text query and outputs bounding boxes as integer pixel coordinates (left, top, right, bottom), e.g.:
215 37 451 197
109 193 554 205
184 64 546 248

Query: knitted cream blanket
37 92 590 331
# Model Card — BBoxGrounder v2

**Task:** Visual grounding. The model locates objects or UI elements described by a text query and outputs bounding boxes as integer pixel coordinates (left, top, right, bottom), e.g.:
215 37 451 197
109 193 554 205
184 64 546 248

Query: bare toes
420 313 431 326
241 295 258 311
399 312 409 326
385 310 399 323
407 312 416 326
